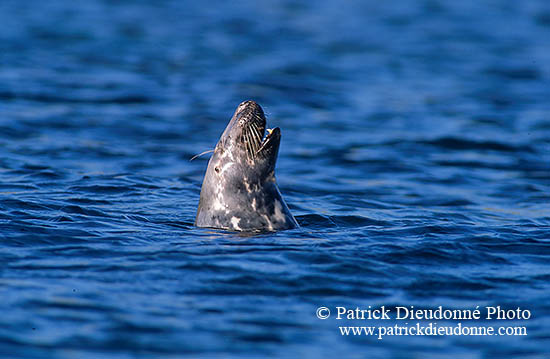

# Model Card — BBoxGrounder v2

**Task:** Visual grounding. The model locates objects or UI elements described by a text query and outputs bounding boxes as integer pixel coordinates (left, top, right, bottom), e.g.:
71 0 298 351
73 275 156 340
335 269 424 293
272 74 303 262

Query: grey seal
195 100 298 232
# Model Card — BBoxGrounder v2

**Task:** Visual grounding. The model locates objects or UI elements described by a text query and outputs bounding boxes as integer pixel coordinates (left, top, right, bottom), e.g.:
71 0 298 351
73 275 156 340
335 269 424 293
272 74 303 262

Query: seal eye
215 167 220 173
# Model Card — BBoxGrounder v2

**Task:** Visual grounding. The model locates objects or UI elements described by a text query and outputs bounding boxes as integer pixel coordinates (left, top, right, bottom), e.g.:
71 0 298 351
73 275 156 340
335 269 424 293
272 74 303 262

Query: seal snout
233 100 267 157
238 100 263 113
236 100 266 126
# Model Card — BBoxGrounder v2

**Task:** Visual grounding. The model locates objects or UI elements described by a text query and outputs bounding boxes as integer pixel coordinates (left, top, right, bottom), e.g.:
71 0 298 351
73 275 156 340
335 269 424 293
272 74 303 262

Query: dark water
1 0 550 358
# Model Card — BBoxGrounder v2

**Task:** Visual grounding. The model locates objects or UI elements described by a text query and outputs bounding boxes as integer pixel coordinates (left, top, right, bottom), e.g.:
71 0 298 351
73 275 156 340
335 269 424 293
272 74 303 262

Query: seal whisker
190 149 214 161
252 112 264 125
248 125 256 141
247 129 257 158
250 124 262 145
245 130 254 158
247 125 257 146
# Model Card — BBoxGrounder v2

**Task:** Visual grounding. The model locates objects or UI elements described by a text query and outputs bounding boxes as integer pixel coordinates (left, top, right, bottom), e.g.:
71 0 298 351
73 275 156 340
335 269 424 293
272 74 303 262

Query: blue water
1 1 549 358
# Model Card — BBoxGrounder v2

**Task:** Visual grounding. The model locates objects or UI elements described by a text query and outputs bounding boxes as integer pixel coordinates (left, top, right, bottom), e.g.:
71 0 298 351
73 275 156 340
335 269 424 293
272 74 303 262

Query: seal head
195 100 298 231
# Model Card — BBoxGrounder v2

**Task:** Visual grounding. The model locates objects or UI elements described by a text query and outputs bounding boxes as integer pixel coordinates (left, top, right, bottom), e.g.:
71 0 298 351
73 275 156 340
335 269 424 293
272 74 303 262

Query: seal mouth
256 127 280 156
